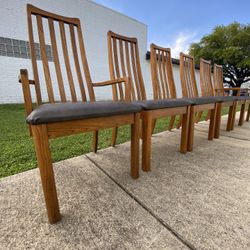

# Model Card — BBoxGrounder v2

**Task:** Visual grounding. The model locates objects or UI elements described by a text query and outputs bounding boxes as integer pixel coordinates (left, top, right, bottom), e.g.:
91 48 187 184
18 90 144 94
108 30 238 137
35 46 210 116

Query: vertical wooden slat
185 60 192 97
166 51 176 98
113 38 124 100
119 40 127 78
59 21 77 102
107 33 118 101
150 46 160 100
27 11 42 105
187 59 194 97
77 23 95 101
161 50 170 98
130 42 141 100
37 15 55 103
180 54 188 98
190 58 198 97
69 24 87 101
125 41 136 100
135 42 146 100
158 50 166 99
48 18 66 102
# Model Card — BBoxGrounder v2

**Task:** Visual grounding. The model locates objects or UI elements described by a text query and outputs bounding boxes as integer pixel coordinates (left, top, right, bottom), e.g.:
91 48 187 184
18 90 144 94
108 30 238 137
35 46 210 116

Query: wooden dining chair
213 64 250 130
200 60 236 138
19 4 141 224
179 53 219 151
107 31 191 171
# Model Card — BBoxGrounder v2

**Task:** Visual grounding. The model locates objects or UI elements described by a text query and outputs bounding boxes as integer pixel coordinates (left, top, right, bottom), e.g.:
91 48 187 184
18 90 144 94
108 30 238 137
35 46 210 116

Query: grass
0 104 231 178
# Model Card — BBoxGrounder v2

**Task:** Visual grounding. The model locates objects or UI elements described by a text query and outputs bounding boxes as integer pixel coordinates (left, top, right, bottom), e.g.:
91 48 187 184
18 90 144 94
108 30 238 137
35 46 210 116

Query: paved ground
1 114 250 250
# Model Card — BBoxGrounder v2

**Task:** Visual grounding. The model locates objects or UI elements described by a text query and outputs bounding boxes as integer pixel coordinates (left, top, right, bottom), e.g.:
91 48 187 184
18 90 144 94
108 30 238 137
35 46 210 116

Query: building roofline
88 0 147 27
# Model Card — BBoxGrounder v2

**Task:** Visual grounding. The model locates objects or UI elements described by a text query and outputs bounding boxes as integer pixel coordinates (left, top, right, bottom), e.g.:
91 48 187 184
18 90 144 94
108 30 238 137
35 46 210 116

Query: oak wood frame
107 32 191 171
199 60 235 138
107 30 147 147
213 63 250 131
20 4 140 224
180 53 217 151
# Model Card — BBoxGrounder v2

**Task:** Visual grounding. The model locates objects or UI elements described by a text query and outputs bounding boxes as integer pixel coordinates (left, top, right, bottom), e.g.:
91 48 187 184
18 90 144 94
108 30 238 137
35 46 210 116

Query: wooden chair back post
200 59 214 97
213 64 225 96
27 4 95 109
107 31 146 101
150 44 177 100
179 53 199 98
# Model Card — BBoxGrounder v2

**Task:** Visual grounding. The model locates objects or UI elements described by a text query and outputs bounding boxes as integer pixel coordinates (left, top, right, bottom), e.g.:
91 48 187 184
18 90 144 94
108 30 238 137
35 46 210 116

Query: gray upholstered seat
26 101 142 125
133 99 192 110
217 96 238 102
183 96 222 105
236 96 250 100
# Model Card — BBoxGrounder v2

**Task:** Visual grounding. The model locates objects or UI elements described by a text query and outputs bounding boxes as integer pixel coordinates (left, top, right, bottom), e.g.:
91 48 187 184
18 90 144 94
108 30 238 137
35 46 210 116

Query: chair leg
142 111 153 172
205 110 211 121
111 127 118 147
227 103 235 131
168 115 176 131
176 114 183 129
32 124 61 224
180 106 190 153
92 131 98 153
151 119 157 135
208 105 217 140
238 102 246 126
195 111 203 123
246 102 250 122
187 106 195 152
131 113 140 179
214 103 222 139
231 102 237 130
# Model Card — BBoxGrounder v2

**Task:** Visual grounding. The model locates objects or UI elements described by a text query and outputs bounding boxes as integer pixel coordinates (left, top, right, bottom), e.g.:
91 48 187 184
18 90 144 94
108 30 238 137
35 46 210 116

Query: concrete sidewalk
1 115 250 250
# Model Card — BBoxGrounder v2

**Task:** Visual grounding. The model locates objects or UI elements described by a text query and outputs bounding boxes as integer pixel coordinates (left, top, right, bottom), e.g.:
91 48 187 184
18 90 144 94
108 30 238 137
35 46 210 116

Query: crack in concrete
86 155 198 250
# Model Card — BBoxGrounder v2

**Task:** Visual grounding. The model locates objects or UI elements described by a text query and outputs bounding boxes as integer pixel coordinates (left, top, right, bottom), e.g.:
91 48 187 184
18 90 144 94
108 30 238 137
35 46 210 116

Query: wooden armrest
92 77 129 87
215 87 249 91
19 69 33 116
92 77 131 101
18 70 35 85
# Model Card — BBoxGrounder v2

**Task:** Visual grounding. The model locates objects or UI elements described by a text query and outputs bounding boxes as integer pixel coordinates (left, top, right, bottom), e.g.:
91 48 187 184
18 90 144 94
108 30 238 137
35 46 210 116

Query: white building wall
0 0 202 103
0 0 149 103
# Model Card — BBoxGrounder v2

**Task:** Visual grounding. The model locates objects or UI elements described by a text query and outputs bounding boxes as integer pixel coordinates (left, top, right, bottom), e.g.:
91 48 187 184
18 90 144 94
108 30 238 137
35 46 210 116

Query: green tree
189 22 250 88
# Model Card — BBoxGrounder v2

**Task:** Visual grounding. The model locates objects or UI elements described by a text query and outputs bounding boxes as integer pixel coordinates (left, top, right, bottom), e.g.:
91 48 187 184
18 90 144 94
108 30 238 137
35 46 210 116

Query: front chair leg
208 105 217 140
238 102 246 126
214 103 222 138
92 130 99 153
111 127 118 147
231 102 237 130
32 124 61 224
180 106 190 153
246 102 250 122
142 111 153 172
131 113 140 179
187 106 195 152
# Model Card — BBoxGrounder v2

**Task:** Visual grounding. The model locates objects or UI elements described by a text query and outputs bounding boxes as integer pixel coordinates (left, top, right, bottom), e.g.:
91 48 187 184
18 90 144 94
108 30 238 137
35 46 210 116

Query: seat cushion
236 96 250 101
184 96 222 105
133 99 192 110
26 101 142 125
218 96 238 102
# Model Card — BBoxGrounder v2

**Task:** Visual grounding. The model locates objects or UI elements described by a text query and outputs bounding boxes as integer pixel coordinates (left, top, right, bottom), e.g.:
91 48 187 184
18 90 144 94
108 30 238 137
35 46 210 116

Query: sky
93 0 250 58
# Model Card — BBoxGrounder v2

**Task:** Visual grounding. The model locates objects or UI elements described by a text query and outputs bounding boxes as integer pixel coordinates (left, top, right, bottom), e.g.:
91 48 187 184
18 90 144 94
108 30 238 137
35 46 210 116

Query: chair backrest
150 44 177 100
213 64 225 96
200 58 214 97
107 31 146 101
27 4 95 105
179 52 199 98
